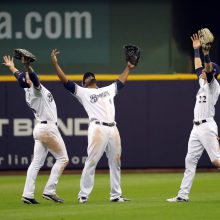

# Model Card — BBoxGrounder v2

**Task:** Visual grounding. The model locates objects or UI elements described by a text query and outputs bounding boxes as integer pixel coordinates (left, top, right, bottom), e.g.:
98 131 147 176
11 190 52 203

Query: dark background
0 0 219 73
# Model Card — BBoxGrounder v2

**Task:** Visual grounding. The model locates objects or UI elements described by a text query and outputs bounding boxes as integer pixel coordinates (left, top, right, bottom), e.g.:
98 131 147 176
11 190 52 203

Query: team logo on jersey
90 94 98 103
90 91 110 103
47 93 54 102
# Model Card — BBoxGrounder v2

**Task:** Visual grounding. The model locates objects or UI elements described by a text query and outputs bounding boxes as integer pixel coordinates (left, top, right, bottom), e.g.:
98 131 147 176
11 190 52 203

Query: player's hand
191 33 201 49
127 61 135 69
51 49 60 64
2 55 15 68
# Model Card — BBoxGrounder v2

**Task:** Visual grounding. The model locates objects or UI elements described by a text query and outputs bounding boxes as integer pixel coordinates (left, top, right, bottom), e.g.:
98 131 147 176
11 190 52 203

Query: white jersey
24 84 57 122
74 82 117 123
194 76 220 121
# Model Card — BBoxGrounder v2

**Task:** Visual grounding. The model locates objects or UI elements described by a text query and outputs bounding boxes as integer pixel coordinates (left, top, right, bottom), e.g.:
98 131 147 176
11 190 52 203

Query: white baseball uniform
70 82 122 200
177 73 220 200
22 84 69 199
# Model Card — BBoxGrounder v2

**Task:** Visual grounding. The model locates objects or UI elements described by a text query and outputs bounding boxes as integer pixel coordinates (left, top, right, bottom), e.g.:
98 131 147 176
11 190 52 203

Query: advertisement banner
0 81 216 170
0 1 110 67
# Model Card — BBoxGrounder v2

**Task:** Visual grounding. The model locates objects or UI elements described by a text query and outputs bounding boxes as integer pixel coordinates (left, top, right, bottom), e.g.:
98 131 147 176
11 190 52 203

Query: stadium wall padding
0 80 217 170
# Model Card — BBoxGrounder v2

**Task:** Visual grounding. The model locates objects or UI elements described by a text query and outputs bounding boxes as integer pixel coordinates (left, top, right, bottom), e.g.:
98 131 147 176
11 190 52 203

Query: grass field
1 172 220 220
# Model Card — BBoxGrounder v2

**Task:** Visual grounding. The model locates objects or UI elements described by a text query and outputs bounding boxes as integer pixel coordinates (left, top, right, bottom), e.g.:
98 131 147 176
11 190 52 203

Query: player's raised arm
203 49 213 73
51 49 68 83
202 49 215 84
117 62 135 84
2 56 19 76
22 56 40 88
191 33 202 71
51 49 76 94
2 55 31 88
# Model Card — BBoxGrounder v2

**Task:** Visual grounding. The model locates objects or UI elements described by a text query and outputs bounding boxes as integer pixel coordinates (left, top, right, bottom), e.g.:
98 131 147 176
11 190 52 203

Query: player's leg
177 128 204 200
106 126 127 202
78 123 108 202
199 121 220 167
22 139 48 203
41 126 69 202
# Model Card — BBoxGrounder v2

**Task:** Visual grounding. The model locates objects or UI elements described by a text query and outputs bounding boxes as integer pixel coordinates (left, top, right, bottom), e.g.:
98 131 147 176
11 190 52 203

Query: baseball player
167 33 220 202
2 54 69 204
51 48 135 203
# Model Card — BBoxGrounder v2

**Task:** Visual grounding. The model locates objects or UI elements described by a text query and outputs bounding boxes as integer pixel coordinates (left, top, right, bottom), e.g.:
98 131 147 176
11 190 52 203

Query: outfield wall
0 78 218 170
1 0 220 170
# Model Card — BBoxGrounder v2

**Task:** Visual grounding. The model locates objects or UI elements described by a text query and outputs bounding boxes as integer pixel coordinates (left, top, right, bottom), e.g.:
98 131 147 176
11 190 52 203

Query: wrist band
194 48 200 58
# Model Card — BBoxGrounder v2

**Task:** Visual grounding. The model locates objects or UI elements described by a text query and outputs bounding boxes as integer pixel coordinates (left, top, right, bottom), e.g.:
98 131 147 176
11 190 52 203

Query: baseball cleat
110 196 131 202
21 197 40 204
166 196 189 202
42 194 64 203
78 197 88 204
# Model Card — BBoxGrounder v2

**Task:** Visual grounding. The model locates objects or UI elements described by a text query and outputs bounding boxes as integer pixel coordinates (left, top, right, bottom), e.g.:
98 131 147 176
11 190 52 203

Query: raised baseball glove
124 44 140 66
198 28 214 51
14 49 37 62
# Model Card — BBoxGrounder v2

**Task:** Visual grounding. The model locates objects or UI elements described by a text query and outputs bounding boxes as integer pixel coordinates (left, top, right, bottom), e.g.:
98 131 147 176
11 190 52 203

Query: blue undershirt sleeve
29 72 40 87
116 79 124 91
63 80 76 94
195 67 203 78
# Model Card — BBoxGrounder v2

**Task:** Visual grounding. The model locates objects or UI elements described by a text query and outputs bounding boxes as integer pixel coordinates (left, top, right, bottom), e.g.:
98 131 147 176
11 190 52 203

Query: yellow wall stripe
0 74 199 82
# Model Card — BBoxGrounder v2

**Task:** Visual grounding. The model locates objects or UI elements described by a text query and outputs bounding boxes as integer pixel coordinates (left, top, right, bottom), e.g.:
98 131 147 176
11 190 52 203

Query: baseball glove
198 28 214 51
124 44 140 66
14 49 37 62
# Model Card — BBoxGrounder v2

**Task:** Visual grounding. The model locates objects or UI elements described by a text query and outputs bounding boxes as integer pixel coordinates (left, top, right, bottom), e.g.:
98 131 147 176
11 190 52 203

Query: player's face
84 75 96 87
21 56 25 64
21 56 29 64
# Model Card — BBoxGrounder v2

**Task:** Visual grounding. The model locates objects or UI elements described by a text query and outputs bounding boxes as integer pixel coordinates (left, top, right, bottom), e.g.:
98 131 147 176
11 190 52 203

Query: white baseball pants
78 122 122 200
22 123 69 199
178 119 220 200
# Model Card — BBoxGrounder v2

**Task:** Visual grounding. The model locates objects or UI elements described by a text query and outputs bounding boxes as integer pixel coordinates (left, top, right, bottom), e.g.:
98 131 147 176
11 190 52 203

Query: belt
41 121 57 126
95 121 115 127
193 119 207 126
